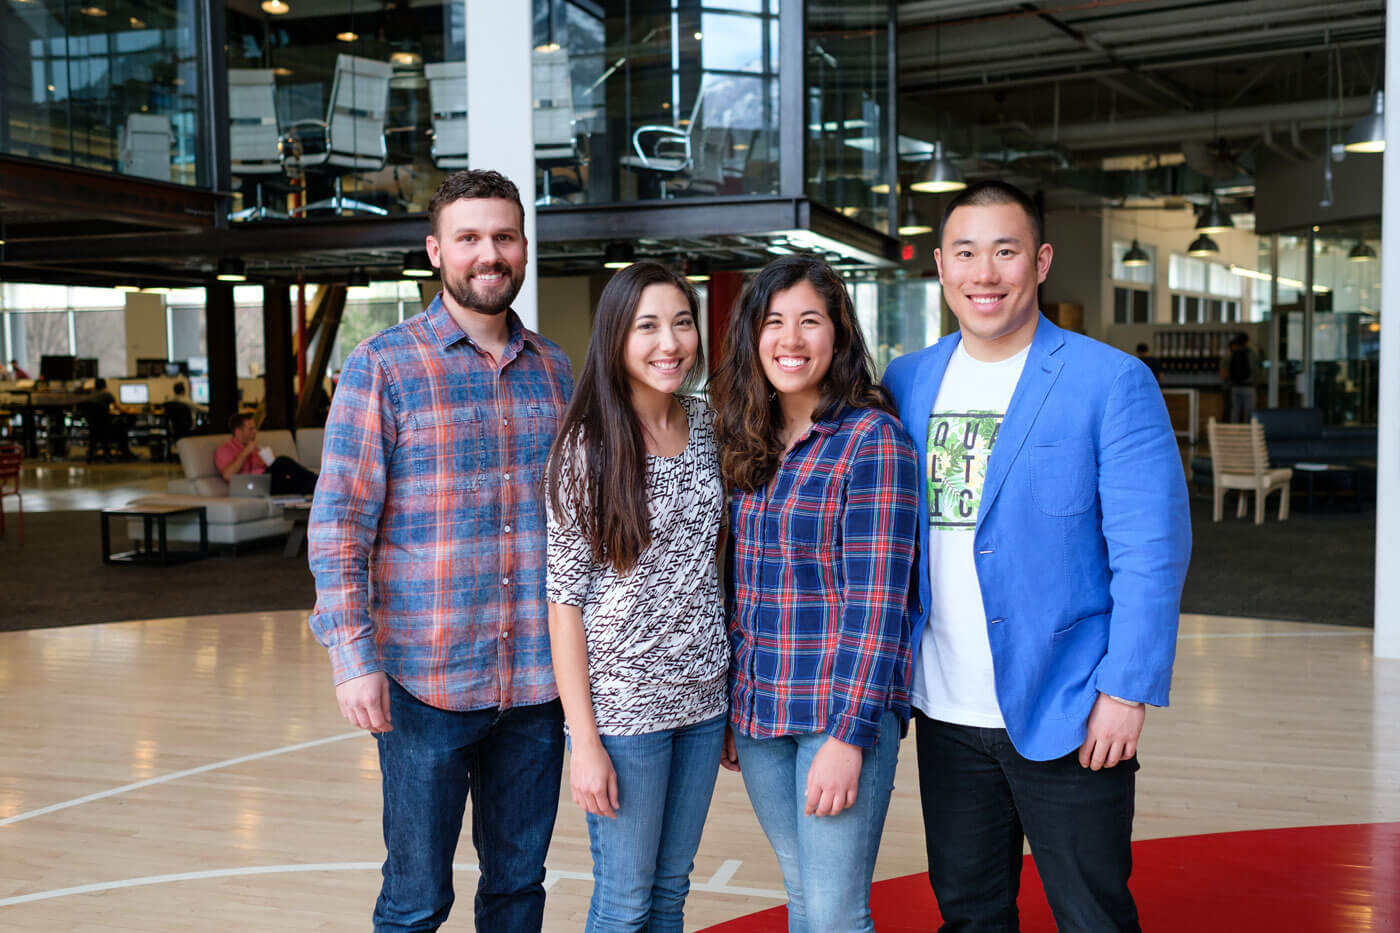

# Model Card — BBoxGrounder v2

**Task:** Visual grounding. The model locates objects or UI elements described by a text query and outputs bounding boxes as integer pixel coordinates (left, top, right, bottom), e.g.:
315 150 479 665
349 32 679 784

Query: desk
100 504 209 564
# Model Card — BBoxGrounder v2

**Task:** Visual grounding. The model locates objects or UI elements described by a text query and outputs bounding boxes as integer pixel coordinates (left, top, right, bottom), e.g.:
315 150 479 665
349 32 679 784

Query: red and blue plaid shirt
308 297 573 711
727 407 919 749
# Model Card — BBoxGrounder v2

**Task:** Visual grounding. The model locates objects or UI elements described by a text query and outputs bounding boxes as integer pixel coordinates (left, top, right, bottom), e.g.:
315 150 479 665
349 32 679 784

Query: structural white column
464 0 538 329
1376 0 1400 658
123 292 167 377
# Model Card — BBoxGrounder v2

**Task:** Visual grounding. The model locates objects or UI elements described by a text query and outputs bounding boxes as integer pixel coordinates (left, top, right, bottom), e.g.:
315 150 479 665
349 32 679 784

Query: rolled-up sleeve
825 423 919 748
307 343 399 684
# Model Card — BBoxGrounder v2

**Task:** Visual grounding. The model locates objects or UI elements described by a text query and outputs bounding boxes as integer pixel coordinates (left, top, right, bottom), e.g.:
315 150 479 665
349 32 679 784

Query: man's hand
335 671 392 733
720 727 741 772
1078 693 1146 770
569 737 619 818
804 735 862 817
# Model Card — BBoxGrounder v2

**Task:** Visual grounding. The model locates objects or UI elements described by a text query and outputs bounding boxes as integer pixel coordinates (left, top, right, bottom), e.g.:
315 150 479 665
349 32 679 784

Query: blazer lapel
906 334 960 457
977 316 1065 525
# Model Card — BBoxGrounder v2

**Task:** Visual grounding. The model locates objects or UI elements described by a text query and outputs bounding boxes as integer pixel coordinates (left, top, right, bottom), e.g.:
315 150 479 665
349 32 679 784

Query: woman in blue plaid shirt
712 256 919 932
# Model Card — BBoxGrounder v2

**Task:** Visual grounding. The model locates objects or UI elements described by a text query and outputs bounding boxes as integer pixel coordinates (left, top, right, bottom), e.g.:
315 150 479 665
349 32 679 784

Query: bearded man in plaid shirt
309 170 573 933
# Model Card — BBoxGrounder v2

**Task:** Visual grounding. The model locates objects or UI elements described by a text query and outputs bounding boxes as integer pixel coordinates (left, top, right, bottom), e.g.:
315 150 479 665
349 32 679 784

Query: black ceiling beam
0 155 221 231
3 214 431 264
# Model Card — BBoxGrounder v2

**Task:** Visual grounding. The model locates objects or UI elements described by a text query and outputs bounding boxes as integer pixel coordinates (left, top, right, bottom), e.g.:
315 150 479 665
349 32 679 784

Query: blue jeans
581 714 726 933
914 712 1140 932
732 711 902 933
373 677 565 933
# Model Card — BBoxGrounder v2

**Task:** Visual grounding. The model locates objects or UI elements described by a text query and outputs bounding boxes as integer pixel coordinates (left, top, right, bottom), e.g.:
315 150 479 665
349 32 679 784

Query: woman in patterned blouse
711 256 919 932
544 260 729 933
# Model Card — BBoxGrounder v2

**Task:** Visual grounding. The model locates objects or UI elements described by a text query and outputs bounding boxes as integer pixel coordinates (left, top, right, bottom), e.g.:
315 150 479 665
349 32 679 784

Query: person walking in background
1222 332 1256 422
545 260 729 933
308 170 573 933
883 180 1191 932
711 256 919 933
1136 342 1163 385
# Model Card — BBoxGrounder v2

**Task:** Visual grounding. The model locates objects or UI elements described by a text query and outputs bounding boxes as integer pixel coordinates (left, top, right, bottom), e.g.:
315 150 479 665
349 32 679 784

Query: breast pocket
409 406 486 493
1028 437 1097 516
519 403 562 482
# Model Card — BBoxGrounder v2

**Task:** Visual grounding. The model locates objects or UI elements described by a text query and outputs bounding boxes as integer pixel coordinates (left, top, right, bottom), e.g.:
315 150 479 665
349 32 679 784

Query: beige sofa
124 428 324 547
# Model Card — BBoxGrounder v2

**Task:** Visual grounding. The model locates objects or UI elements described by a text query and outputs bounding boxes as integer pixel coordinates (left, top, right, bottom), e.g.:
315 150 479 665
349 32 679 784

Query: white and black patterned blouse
546 394 729 735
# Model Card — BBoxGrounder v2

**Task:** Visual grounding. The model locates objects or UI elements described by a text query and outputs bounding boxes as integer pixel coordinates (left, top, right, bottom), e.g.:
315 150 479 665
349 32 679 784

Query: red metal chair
0 442 22 547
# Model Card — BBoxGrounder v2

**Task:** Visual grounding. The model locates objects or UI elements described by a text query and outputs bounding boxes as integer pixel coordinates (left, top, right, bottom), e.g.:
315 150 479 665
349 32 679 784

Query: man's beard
443 263 524 316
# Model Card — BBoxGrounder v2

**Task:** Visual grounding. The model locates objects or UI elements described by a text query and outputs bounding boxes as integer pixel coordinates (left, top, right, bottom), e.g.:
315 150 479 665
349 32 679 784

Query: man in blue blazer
882 180 1190 931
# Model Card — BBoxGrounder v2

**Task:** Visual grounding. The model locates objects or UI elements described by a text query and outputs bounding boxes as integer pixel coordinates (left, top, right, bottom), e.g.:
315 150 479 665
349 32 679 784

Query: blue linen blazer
882 316 1191 761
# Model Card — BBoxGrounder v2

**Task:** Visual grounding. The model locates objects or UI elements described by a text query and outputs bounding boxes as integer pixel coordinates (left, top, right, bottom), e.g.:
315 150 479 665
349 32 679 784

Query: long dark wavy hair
711 255 893 493
545 260 704 574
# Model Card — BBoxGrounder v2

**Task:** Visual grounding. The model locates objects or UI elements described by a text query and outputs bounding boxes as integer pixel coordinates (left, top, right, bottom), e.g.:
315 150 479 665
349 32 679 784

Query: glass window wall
5 0 205 184
226 0 466 219
530 0 781 206
805 0 892 232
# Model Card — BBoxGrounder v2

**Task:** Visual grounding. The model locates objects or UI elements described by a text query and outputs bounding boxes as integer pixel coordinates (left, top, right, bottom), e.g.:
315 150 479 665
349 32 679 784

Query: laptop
229 474 272 498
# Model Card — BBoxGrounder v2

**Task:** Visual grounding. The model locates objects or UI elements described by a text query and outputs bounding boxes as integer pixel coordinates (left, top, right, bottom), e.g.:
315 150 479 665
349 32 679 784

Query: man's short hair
428 170 525 236
1136 343 1150 354
1229 333 1248 348
939 180 1044 248
228 412 254 433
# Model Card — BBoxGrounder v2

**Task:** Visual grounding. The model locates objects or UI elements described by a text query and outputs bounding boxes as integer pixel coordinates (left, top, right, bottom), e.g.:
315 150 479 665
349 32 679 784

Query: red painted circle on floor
700 822 1400 932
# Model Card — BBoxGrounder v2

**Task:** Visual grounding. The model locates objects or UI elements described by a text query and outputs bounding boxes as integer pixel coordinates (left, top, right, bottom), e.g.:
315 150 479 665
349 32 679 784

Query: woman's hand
720 727 741 772
804 735 862 817
569 737 619 818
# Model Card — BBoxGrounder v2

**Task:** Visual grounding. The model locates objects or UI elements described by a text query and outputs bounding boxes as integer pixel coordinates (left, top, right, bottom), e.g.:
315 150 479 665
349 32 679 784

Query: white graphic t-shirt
912 340 1029 727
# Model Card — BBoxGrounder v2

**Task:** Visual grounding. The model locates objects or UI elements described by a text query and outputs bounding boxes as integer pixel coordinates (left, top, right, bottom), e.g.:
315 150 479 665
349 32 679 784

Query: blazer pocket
1028 437 1097 516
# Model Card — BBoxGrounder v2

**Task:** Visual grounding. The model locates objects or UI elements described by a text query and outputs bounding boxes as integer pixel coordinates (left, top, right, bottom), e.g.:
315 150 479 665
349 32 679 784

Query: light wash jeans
581 714 726 933
732 711 901 933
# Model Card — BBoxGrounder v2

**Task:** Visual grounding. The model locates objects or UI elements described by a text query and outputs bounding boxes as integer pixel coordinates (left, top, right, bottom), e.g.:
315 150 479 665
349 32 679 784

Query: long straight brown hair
711 255 893 493
545 260 704 574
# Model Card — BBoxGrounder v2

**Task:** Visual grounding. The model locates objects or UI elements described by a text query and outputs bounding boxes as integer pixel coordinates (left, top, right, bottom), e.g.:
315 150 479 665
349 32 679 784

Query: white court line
1178 630 1369 640
0 732 363 828
707 859 742 888
0 862 787 908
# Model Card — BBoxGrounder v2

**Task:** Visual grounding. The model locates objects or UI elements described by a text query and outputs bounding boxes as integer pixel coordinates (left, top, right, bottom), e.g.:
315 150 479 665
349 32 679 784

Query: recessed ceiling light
336 30 358 42
272 66 293 77
80 5 106 15
128 16 144 27
261 0 290 13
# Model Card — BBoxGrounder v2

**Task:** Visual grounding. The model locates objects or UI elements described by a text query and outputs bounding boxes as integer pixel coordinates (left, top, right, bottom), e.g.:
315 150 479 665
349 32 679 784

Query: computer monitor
135 358 168 378
119 382 150 405
190 376 210 405
40 355 77 381
74 358 98 379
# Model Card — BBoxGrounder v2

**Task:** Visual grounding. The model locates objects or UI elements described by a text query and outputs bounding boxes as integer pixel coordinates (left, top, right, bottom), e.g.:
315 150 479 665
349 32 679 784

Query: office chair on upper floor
533 47 585 204
287 55 393 216
620 84 729 198
228 69 289 221
424 60 469 170
119 113 173 182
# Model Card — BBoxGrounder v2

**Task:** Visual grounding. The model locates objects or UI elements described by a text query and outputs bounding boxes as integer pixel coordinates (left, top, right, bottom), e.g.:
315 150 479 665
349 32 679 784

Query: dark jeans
914 712 1140 933
374 678 565 933
269 455 317 495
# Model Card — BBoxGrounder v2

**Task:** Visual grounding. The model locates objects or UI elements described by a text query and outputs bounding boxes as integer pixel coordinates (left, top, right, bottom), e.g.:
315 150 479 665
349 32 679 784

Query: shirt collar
424 292 538 354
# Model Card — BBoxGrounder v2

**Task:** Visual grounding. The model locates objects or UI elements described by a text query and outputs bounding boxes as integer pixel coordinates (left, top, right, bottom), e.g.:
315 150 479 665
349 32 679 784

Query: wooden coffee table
100 504 209 565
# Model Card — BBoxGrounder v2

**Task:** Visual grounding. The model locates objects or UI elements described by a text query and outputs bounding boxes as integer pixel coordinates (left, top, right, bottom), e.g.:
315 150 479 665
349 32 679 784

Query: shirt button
502 418 509 426
502 576 509 585
500 630 510 639
503 524 512 533
503 472 511 480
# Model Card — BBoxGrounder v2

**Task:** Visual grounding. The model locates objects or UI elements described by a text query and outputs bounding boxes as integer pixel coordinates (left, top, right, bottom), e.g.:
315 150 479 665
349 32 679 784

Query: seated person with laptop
215 412 317 496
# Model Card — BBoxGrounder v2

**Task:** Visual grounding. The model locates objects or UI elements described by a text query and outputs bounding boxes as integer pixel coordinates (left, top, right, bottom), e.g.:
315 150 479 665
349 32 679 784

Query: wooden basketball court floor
1 609 1396 931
